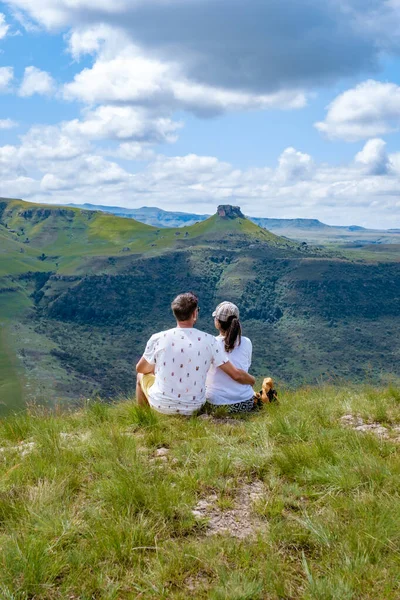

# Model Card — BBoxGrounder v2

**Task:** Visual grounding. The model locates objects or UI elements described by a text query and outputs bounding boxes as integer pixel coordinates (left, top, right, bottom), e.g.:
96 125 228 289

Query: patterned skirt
226 398 255 413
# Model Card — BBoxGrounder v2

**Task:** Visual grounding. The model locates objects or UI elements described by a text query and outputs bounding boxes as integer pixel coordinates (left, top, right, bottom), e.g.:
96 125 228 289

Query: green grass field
0 386 399 599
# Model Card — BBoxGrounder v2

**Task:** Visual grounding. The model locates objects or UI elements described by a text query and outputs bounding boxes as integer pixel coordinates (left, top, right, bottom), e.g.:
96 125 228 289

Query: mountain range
1 198 399 415
67 202 400 245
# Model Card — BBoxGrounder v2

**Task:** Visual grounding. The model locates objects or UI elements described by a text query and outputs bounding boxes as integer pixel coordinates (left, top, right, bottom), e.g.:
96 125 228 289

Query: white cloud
276 147 314 182
5 0 129 29
66 23 122 60
114 142 155 161
4 0 398 95
64 105 182 143
40 155 129 192
0 13 10 39
63 43 306 115
0 67 14 92
0 125 90 172
355 138 391 175
19 66 55 97
0 118 18 129
315 80 400 141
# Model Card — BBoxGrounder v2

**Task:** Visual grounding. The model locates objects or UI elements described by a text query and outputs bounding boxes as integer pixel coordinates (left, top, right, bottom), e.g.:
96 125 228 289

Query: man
136 292 255 415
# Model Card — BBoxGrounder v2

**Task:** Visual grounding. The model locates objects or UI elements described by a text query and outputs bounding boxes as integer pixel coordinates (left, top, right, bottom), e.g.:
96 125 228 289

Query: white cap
212 301 240 321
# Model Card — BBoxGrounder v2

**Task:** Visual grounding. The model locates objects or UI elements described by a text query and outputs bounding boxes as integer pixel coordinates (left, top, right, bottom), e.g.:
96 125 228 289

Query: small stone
155 447 169 457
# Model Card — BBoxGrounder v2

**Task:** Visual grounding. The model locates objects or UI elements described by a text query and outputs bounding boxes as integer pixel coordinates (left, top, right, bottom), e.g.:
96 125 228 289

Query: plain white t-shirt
206 335 254 405
143 327 229 415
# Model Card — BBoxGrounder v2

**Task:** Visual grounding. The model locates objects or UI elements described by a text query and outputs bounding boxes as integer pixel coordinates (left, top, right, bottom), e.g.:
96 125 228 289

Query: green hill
0 386 400 598
1 198 399 414
63 200 400 245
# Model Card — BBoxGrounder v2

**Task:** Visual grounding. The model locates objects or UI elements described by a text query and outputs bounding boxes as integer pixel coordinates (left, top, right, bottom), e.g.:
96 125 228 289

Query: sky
1 1 400 228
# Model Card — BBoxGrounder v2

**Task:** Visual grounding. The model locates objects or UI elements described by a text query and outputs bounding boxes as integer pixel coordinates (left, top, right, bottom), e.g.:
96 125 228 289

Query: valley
0 198 399 414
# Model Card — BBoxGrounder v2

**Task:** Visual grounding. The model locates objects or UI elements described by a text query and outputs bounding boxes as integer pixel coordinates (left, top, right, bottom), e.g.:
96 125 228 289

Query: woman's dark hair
218 316 241 352
171 292 198 322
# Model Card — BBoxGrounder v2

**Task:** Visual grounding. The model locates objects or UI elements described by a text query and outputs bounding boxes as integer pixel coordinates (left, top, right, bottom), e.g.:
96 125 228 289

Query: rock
217 205 245 219
155 447 169 457
354 423 389 438
198 414 212 421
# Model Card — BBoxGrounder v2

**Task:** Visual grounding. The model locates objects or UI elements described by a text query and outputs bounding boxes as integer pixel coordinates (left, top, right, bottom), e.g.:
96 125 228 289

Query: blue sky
1 0 400 228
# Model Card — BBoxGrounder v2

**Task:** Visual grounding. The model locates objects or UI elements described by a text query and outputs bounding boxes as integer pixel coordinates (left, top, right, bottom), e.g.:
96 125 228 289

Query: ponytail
218 316 242 353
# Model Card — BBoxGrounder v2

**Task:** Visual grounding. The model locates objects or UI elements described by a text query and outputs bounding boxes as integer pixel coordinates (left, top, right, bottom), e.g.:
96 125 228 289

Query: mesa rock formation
217 205 245 219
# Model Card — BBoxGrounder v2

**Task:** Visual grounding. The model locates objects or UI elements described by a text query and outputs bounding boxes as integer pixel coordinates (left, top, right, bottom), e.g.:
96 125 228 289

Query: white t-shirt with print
143 327 229 415
206 335 254 405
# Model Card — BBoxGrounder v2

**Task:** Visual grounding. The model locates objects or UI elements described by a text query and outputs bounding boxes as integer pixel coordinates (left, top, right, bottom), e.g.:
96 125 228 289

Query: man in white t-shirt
136 292 255 415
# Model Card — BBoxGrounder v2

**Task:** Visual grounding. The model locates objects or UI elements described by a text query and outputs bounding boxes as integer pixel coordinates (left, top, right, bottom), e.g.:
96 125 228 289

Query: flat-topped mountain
61 200 400 245
1 198 399 414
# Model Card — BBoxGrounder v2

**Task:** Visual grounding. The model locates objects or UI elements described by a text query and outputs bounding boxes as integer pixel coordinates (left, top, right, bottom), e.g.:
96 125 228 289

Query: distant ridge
63 201 400 241
66 203 210 228
66 202 362 230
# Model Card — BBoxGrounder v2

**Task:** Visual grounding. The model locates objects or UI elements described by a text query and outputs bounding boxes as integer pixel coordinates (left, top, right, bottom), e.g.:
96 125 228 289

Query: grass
0 325 24 416
0 386 399 598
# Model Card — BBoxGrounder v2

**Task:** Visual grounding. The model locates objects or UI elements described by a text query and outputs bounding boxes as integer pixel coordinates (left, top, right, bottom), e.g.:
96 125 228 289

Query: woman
206 301 255 413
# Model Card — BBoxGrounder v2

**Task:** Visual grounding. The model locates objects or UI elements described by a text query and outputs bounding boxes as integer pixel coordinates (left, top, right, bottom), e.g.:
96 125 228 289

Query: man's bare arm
136 356 155 375
219 361 255 385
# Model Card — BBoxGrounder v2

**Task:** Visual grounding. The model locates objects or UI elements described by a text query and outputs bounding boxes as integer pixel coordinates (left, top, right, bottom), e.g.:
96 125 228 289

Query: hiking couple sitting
136 292 256 416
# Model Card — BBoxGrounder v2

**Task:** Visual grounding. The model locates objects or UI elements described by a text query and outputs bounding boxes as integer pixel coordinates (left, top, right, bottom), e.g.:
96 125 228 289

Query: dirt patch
341 414 400 442
184 573 212 593
192 480 267 539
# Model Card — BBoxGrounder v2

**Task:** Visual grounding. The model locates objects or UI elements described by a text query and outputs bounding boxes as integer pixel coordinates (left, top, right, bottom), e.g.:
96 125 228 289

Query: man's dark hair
171 292 198 322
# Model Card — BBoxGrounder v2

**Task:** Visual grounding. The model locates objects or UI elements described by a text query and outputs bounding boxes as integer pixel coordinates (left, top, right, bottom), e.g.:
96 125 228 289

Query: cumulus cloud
19 66 56 97
63 43 306 115
355 138 391 175
66 23 121 60
64 105 182 143
0 121 131 200
0 67 14 92
0 125 90 174
0 118 18 129
113 142 155 161
4 0 396 94
276 148 314 182
0 13 10 39
315 80 400 141
40 155 129 192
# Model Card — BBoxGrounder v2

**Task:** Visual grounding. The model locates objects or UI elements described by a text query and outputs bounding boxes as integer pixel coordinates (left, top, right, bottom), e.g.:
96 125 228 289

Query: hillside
64 200 400 245
0 386 400 598
1 198 400 414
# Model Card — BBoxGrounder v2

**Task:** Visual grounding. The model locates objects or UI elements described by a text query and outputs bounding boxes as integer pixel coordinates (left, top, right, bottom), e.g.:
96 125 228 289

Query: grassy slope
0 326 24 415
0 200 280 277
0 386 399 599
0 289 33 416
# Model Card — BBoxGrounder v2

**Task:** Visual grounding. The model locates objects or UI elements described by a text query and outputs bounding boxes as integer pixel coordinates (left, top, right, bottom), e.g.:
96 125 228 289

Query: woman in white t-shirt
206 301 255 413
